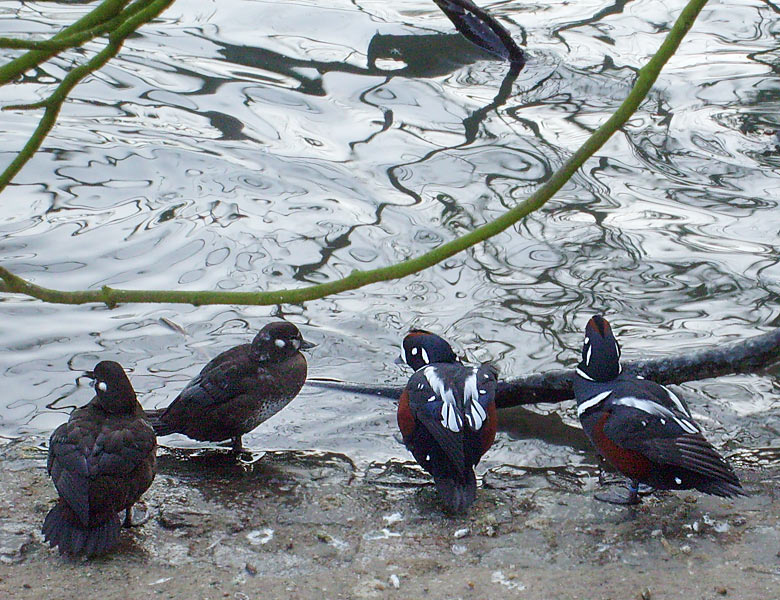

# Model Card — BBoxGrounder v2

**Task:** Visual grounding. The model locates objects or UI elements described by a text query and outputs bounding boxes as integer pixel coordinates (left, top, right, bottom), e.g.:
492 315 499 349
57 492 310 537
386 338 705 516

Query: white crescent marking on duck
424 367 461 432
576 390 612 417
614 397 699 434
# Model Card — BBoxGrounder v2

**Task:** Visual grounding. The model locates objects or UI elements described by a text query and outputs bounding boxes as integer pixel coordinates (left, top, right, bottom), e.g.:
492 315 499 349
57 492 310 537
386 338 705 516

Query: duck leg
123 503 151 528
595 479 641 505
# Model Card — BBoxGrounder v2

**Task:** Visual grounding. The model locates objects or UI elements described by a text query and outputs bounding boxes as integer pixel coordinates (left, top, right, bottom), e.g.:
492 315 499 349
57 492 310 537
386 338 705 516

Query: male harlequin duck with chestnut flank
42 361 156 557
396 330 498 513
146 321 315 453
573 315 744 505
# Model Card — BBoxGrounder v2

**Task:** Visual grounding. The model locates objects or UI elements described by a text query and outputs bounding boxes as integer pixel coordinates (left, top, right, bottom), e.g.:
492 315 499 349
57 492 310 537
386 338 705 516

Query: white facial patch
615 397 699 434
97 381 108 392
462 369 487 430
423 367 461 432
292 339 301 350
275 339 286 348
420 347 429 365
411 347 418 355
576 390 612 417
585 344 592 366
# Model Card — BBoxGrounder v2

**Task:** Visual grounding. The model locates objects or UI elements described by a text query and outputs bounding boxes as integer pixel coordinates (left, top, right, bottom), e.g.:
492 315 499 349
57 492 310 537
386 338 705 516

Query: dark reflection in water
216 31 499 90
0 0 779 473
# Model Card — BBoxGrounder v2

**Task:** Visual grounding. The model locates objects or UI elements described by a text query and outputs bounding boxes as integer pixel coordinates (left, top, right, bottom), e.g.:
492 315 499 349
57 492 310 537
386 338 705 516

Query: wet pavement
1 438 778 599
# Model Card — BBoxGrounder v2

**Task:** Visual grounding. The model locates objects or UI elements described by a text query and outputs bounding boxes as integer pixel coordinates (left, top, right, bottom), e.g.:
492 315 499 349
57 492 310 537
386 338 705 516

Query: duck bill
76 370 96 385
300 340 317 351
394 355 405 366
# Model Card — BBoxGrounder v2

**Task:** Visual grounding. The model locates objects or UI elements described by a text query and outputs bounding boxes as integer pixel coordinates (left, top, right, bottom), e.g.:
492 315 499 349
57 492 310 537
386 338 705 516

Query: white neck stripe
577 390 612 417
575 368 594 381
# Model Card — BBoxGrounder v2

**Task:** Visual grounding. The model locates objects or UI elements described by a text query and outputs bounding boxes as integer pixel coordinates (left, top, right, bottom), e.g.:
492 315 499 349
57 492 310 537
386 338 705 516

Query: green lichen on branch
0 0 711 308
0 0 174 193
0 0 131 86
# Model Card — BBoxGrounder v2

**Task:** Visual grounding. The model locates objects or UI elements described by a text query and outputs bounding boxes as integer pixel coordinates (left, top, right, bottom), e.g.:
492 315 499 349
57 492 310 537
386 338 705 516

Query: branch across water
306 325 780 409
0 0 711 307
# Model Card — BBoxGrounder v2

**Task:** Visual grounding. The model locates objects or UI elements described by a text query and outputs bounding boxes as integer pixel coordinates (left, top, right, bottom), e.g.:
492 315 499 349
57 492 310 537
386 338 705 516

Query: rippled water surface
1 0 779 469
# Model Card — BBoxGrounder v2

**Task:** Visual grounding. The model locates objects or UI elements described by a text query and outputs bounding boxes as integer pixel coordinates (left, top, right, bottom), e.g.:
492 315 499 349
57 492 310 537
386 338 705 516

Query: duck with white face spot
396 330 498 513
43 361 156 557
573 315 744 505
145 321 315 453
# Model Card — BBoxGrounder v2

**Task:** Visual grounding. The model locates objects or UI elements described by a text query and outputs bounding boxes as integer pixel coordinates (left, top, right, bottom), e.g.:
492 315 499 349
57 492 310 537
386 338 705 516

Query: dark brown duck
42 361 156 557
146 321 314 452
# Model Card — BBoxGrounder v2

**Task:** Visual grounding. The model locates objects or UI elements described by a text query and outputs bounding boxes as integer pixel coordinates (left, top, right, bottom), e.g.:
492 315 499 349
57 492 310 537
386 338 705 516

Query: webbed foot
595 480 641 505
123 503 151 528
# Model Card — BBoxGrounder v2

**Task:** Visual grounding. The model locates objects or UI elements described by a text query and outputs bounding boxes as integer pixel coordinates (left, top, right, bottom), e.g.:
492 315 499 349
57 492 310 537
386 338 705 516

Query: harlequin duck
146 321 314 452
396 330 498 512
573 315 743 505
42 361 156 557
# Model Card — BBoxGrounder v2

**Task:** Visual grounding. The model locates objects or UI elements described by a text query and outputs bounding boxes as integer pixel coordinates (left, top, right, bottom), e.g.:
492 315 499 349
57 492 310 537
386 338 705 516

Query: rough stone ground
0 439 778 600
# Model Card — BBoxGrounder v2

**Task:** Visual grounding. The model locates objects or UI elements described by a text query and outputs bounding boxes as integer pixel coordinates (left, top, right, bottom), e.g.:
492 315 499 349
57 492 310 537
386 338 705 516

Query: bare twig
0 0 173 193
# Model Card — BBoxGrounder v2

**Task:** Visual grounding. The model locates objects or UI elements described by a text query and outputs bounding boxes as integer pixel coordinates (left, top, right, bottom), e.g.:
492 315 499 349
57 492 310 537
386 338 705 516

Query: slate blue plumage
573 315 743 504
396 330 498 512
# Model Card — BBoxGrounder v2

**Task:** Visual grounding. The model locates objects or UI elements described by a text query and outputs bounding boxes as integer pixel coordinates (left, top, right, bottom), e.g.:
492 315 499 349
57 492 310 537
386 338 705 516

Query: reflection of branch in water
349 77 395 151
386 63 540 203
550 0 632 50
462 60 521 142
363 0 529 202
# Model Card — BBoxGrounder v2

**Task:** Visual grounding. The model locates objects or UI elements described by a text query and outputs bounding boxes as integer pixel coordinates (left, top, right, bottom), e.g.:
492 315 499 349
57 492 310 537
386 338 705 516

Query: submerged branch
0 0 711 307
306 326 780 407
498 325 780 407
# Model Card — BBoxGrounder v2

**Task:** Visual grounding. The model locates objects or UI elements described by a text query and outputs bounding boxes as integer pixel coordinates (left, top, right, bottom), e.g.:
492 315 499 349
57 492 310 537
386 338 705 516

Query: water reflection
0 0 778 472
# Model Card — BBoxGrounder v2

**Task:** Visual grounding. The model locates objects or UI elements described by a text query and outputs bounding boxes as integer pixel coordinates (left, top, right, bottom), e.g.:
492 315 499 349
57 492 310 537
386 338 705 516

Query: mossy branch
0 0 131 86
0 0 173 193
0 0 710 308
